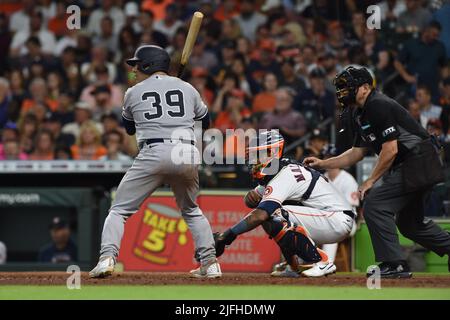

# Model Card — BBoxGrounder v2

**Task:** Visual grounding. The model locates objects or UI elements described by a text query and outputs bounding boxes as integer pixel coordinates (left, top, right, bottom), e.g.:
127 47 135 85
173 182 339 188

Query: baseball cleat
273 261 288 271
301 261 337 277
89 256 116 278
190 258 222 278
271 263 300 278
271 261 314 277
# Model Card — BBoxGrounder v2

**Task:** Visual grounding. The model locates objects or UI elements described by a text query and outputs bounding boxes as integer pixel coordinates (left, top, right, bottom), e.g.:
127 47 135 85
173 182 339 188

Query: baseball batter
89 45 221 278
214 131 356 277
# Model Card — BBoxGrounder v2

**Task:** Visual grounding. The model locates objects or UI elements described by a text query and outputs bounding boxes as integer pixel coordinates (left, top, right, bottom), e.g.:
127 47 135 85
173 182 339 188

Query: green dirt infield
1 285 450 300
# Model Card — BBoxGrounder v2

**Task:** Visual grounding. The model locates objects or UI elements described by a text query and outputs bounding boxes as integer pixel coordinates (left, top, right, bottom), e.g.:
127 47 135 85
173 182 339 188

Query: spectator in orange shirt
223 114 257 162
141 0 173 22
214 0 240 22
21 78 58 114
214 89 251 133
48 2 70 38
252 72 278 113
29 129 55 160
70 121 107 160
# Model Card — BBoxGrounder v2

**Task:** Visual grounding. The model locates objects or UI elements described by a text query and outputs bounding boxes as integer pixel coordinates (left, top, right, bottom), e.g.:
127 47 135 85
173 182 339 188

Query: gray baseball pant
99 142 216 265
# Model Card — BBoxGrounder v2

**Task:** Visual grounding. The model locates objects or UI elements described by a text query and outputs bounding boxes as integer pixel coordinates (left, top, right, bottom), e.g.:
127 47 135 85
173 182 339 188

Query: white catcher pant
322 221 357 262
100 142 216 264
279 205 354 246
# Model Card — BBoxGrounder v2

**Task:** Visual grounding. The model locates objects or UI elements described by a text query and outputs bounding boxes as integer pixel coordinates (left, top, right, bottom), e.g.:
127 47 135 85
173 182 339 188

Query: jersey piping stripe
121 112 133 121
194 110 208 121
285 208 337 218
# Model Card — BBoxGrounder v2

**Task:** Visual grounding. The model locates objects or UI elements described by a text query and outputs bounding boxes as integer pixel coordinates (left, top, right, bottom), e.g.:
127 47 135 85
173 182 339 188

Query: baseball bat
178 11 204 78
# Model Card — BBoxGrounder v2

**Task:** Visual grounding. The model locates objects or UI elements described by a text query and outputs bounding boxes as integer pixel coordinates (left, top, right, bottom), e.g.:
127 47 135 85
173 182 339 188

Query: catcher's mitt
213 230 236 257
193 230 237 261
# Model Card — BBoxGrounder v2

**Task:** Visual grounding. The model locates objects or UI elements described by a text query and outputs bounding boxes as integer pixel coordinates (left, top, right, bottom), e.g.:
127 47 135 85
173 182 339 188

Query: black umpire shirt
353 90 429 166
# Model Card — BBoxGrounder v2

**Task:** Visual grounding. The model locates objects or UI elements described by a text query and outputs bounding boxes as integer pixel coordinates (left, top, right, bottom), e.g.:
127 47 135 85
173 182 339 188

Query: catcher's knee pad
270 219 322 264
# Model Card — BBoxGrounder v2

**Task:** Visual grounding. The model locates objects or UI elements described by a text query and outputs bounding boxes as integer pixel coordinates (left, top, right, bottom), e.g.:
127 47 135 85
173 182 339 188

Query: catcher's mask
245 130 284 183
334 65 374 107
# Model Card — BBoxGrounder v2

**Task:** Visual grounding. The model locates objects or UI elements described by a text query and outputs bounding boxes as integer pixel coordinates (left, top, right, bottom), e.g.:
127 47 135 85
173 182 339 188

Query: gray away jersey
122 74 208 143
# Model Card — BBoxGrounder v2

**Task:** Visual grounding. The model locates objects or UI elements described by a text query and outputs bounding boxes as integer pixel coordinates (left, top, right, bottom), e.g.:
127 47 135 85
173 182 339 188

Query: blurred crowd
0 0 449 162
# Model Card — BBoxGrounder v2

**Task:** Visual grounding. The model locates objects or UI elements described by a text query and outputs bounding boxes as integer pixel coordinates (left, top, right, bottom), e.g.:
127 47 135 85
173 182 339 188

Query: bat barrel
178 11 204 77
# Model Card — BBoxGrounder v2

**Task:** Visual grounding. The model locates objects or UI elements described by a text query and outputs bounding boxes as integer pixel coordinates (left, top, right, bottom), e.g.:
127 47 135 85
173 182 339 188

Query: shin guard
268 219 323 265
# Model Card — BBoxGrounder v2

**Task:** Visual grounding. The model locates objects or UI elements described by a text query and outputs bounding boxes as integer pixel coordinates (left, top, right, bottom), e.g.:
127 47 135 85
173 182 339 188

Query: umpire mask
334 65 374 107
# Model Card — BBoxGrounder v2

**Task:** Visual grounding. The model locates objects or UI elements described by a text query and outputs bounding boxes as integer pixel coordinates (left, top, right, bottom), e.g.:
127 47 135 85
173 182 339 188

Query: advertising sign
118 192 280 272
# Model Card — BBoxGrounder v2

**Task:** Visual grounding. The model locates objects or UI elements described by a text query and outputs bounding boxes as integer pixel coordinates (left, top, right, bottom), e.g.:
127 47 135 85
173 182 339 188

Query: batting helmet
126 45 170 75
333 65 374 107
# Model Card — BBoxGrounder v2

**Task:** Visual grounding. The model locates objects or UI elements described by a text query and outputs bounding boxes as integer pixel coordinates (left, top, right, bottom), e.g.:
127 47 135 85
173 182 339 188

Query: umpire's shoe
190 258 222 278
366 261 412 279
89 256 116 278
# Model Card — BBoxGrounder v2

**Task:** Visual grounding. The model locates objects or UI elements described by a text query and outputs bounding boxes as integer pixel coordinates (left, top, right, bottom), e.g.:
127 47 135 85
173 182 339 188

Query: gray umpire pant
364 167 450 262
99 142 216 265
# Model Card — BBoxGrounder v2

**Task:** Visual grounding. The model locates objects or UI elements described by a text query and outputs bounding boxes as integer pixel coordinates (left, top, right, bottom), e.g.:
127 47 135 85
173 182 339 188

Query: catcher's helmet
333 65 374 107
246 130 285 182
126 45 170 75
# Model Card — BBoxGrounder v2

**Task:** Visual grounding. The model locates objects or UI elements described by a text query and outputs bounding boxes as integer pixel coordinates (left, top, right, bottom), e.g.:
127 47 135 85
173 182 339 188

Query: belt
343 210 356 220
139 138 194 149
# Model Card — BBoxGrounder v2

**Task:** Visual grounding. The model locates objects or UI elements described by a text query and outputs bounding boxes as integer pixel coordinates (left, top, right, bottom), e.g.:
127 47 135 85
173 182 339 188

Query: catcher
214 130 356 277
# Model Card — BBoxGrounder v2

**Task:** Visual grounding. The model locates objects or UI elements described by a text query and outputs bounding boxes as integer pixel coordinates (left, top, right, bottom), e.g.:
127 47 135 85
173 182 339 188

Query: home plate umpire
304 65 450 278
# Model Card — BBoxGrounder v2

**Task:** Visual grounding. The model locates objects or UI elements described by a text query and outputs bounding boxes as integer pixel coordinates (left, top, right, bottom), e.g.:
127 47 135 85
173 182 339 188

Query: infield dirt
0 272 449 288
